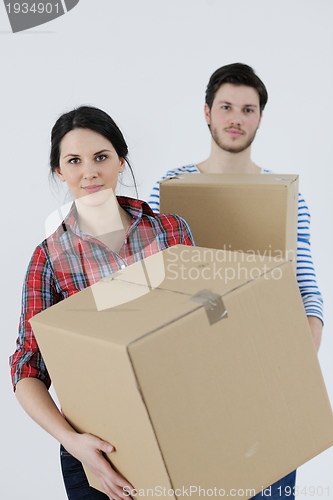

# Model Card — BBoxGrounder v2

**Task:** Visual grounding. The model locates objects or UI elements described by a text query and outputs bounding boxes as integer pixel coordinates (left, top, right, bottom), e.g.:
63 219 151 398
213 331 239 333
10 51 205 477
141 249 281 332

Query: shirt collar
62 196 156 237
117 196 156 219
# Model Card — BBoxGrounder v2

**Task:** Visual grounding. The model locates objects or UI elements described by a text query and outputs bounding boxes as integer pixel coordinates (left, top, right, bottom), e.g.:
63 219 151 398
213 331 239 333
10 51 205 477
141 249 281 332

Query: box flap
31 246 285 347
160 173 299 188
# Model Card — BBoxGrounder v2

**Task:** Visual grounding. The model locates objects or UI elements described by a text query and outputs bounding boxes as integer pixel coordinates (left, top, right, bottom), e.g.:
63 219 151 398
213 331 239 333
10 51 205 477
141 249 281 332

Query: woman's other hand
63 432 135 500
15 378 134 500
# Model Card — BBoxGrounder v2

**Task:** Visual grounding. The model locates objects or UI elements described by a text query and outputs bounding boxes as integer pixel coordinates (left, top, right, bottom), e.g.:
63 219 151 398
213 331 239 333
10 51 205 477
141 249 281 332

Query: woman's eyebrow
94 149 112 155
63 149 112 159
63 153 80 158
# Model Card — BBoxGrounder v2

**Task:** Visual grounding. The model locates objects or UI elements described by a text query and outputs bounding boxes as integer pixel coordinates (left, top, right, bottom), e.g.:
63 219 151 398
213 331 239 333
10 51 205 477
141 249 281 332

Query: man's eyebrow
217 100 258 108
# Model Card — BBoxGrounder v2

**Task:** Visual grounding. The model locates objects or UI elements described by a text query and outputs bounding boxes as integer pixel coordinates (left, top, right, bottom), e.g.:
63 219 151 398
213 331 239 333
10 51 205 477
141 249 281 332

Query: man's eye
221 105 230 110
69 158 80 164
96 154 107 162
244 108 253 113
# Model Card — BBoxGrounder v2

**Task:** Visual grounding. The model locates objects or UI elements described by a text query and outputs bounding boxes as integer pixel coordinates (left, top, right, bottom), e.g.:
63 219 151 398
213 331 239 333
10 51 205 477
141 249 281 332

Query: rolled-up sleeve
9 245 59 390
179 217 196 247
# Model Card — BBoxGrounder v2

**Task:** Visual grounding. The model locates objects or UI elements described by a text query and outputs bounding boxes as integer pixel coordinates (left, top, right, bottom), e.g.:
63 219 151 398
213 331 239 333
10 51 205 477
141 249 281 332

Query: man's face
205 83 262 153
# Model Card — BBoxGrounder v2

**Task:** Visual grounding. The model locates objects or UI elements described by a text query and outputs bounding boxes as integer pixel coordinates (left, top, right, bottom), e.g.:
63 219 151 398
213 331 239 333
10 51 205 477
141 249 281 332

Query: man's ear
257 111 263 129
204 103 211 126
55 167 66 182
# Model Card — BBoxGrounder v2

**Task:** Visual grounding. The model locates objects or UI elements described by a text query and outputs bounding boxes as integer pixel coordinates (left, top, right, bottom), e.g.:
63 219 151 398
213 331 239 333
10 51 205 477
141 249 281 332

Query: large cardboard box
30 246 333 500
160 174 299 268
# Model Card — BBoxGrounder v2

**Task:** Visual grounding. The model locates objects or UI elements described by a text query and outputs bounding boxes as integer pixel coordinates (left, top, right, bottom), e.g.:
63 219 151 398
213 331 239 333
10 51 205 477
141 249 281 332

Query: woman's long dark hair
50 106 138 196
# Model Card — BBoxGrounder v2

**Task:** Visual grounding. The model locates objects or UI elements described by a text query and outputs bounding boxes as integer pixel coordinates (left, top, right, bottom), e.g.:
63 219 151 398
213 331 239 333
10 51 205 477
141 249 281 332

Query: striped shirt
149 165 324 323
10 196 195 390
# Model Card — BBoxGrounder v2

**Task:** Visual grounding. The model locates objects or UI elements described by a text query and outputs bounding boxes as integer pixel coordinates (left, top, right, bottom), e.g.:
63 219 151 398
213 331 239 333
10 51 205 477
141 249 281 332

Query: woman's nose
82 161 98 179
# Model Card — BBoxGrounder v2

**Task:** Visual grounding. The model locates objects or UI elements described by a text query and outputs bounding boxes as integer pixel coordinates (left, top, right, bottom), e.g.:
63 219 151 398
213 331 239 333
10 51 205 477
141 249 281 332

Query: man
149 63 324 500
149 62 323 351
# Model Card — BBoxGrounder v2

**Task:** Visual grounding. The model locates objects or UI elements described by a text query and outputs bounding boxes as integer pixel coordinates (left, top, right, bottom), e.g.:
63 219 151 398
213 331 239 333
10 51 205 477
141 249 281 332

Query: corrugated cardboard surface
30 245 333 499
160 174 298 268
129 266 330 496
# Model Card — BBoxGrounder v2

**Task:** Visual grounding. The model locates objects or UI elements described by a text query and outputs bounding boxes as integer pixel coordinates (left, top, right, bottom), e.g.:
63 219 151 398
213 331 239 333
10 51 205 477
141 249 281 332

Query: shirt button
121 264 126 269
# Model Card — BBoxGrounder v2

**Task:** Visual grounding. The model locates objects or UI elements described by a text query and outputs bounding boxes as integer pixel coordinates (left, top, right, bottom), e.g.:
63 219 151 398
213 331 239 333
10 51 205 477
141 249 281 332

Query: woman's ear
119 158 126 173
55 167 66 182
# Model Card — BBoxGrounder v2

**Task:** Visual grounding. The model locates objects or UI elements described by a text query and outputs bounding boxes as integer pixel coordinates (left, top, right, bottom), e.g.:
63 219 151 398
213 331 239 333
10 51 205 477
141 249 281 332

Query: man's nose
229 110 243 126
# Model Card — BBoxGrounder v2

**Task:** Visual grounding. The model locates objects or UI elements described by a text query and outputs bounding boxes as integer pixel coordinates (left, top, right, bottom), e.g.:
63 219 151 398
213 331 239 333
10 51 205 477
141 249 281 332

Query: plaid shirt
10 197 195 390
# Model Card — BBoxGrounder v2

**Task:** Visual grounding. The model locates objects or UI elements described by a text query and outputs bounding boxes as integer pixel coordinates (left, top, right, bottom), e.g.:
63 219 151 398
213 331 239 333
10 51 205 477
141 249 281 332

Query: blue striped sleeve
148 165 199 213
296 192 323 323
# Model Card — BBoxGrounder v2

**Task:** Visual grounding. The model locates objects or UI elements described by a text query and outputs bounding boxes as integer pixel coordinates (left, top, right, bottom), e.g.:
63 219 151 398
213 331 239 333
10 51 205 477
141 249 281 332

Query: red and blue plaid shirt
10 197 195 390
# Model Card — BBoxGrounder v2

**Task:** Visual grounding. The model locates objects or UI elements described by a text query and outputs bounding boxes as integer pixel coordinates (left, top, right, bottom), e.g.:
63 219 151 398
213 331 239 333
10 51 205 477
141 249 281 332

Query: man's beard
210 126 259 154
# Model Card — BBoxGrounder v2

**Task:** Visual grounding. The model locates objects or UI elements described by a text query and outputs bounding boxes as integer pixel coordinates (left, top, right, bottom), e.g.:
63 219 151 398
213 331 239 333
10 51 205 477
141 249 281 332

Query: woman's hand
15 378 134 500
63 432 135 500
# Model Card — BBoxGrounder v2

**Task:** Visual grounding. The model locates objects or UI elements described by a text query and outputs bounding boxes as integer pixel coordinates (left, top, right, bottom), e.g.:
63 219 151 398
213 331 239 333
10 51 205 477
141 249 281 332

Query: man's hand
307 316 322 352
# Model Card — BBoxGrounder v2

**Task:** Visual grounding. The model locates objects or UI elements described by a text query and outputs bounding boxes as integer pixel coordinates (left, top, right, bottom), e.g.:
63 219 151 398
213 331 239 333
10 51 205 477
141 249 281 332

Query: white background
1 1 332 498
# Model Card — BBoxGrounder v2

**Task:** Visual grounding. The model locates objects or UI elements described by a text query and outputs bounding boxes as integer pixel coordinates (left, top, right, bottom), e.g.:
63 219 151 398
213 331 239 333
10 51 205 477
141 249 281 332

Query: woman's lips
82 185 103 193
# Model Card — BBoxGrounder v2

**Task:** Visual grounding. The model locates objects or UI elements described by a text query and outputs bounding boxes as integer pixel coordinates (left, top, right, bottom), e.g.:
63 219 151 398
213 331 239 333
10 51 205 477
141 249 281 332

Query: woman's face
56 128 125 204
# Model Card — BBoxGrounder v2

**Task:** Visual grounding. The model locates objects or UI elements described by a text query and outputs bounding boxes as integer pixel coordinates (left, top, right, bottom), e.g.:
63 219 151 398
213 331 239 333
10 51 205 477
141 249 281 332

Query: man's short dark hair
205 63 268 113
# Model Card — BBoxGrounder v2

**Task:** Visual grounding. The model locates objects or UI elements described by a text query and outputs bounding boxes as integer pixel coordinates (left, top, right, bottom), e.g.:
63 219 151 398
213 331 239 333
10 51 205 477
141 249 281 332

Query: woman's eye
69 157 80 164
96 154 107 162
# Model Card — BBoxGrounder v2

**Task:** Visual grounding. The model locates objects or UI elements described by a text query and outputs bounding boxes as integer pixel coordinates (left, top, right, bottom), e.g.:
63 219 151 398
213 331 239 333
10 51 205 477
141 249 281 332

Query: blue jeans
60 444 296 500
60 445 109 499
251 470 297 499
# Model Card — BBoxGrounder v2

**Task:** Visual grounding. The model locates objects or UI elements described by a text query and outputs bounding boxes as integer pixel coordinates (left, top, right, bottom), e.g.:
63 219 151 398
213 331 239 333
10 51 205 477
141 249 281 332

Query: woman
10 106 194 500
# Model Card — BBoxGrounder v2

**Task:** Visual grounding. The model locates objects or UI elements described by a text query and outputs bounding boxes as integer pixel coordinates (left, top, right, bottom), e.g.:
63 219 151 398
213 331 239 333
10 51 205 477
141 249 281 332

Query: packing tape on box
273 177 298 199
189 290 227 325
